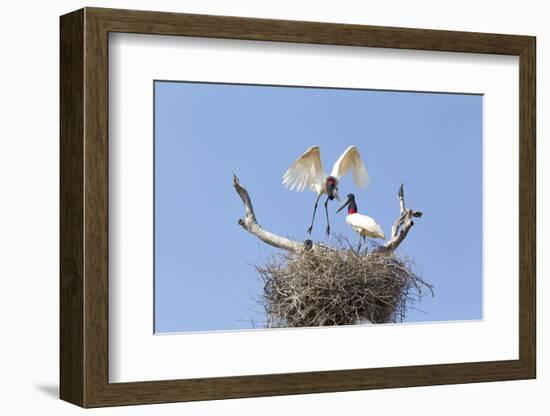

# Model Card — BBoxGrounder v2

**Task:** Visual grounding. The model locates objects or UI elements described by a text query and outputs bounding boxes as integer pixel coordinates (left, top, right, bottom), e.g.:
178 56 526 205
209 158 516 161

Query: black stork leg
324 196 331 237
357 234 362 254
307 193 323 235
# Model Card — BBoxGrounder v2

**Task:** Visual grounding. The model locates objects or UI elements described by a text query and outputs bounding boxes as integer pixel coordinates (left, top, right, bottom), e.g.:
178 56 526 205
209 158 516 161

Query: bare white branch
375 184 423 254
233 175 421 256
233 175 304 253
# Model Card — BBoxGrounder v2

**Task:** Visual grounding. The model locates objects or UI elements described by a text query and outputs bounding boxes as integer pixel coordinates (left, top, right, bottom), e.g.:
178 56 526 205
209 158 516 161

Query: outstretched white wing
282 146 325 193
330 145 370 189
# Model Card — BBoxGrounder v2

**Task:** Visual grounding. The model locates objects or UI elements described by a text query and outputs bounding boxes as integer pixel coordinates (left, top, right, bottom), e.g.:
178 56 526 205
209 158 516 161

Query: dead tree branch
233 175 305 253
374 184 423 254
234 175 422 255
234 175 427 326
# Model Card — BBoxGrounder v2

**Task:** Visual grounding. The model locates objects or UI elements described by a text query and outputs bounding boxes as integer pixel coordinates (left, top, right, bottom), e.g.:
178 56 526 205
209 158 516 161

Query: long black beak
336 196 351 213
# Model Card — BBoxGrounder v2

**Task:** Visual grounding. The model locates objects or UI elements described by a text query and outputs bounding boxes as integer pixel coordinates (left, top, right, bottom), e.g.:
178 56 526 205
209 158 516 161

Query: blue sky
154 81 483 333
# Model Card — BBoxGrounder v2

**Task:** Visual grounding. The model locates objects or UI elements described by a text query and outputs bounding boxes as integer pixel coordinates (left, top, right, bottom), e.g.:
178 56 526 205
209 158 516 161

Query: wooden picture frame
60 7 536 408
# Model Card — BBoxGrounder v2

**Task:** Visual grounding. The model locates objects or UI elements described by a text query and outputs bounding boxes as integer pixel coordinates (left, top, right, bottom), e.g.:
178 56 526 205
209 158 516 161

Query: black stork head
336 193 358 214
325 176 339 200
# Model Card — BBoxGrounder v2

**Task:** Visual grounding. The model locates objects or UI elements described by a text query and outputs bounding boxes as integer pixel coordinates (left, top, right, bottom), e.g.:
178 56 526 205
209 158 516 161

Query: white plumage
282 145 370 236
282 145 370 194
336 193 384 251
346 213 385 239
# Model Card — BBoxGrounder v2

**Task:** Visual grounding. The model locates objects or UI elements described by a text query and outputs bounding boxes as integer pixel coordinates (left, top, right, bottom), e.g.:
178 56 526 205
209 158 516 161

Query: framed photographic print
60 7 536 407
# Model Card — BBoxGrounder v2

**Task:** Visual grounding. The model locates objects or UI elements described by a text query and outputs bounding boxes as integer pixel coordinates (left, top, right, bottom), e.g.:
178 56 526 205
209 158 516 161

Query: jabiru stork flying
282 145 370 236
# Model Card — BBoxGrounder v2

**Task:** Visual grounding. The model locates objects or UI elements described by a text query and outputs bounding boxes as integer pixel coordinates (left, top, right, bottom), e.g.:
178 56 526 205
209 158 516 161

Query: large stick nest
256 238 433 328
233 175 431 328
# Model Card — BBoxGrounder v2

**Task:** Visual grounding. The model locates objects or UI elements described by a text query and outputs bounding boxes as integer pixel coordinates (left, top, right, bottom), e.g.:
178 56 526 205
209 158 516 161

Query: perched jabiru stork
336 193 384 252
282 145 370 236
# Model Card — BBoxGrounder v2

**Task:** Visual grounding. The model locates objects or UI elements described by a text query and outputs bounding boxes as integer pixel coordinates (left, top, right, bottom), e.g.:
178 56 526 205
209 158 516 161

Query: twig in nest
257 238 433 328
